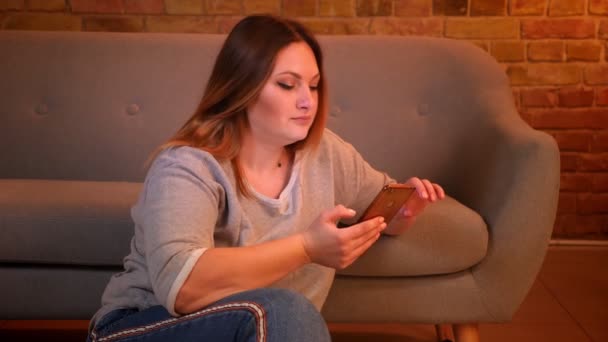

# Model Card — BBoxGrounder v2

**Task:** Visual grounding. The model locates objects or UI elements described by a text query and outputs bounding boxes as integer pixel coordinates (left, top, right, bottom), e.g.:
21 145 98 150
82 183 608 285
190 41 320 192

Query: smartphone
356 184 416 223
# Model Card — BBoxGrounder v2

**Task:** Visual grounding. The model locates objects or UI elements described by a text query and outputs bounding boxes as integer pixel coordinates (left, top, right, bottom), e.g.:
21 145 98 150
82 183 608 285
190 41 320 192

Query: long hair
151 15 328 197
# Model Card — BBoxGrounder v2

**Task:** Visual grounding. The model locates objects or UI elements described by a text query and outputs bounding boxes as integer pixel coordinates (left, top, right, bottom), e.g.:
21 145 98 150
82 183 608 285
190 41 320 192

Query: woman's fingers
351 218 385 246
433 183 446 199
344 230 381 267
407 177 428 199
421 179 437 201
407 177 445 202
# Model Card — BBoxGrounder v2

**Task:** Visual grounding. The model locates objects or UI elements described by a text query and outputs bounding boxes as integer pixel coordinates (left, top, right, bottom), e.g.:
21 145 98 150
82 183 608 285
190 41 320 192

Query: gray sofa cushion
0 179 140 266
0 179 486 276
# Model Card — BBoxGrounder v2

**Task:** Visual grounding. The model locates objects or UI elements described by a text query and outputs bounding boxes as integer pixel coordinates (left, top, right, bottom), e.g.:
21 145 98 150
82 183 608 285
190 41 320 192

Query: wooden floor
1 246 606 342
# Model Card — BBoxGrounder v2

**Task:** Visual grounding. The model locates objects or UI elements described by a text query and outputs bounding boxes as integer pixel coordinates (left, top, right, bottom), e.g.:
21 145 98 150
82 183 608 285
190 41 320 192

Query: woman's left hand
400 177 445 218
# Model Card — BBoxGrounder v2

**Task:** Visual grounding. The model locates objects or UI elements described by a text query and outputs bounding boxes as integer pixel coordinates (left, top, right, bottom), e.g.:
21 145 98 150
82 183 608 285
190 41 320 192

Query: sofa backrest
0 31 517 184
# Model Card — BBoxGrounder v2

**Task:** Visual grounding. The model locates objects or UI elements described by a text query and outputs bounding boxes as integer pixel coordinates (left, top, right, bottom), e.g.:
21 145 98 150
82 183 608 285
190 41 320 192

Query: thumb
324 205 357 224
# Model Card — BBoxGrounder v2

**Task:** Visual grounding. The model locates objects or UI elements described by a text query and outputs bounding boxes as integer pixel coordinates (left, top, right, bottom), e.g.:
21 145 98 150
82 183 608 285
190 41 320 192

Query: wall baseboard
549 239 608 247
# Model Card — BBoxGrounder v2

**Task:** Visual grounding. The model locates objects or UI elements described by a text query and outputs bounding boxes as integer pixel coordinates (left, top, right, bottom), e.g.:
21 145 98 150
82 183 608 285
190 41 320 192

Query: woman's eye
277 82 294 90
309 85 319 91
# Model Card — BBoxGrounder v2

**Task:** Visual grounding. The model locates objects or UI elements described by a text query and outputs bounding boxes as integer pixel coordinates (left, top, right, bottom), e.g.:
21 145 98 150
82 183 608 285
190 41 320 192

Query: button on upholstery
35 103 49 115
417 103 430 116
126 104 140 115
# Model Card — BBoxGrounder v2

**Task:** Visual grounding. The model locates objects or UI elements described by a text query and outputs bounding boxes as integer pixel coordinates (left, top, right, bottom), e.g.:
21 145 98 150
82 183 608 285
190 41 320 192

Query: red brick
471 0 505 16
0 0 24 10
522 19 596 39
590 0 608 15
561 173 593 192
433 0 467 16
566 41 601 62
512 89 521 109
319 0 355 17
600 20 608 40
509 0 544 15
553 131 592 151
491 41 524 62
598 87 608 106
527 41 563 62
124 0 164 14
27 0 66 11
585 65 608 85
558 87 595 107
521 88 558 107
284 0 316 16
4 13 81 30
84 16 144 32
370 18 443 36
165 0 204 15
561 153 578 171
530 108 608 129
445 18 518 39
395 0 431 17
205 0 241 15
71 0 124 13
553 214 577 237
243 0 280 15
558 192 577 214
357 0 392 16
301 18 369 34
549 0 584 16
507 64 580 86
578 193 608 214
147 16 217 33
592 173 608 192
576 215 608 236
579 153 608 171
217 16 243 34
591 132 608 152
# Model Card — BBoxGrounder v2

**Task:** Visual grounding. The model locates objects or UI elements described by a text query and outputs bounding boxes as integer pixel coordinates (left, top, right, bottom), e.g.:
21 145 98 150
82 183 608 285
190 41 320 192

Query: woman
88 14 444 342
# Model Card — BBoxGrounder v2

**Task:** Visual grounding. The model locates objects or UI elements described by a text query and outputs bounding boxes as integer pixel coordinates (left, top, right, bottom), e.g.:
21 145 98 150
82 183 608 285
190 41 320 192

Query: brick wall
1 0 607 239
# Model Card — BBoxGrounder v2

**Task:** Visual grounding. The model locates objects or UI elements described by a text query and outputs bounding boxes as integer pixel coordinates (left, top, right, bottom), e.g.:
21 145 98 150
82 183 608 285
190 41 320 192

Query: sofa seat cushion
0 179 141 266
338 196 488 277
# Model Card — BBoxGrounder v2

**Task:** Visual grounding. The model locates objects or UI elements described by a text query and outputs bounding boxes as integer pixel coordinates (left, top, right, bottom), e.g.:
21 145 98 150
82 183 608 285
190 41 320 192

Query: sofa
0 30 559 340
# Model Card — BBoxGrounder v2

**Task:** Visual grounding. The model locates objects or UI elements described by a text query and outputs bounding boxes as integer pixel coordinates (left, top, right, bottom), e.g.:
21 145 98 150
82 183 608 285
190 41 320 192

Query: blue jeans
88 288 331 342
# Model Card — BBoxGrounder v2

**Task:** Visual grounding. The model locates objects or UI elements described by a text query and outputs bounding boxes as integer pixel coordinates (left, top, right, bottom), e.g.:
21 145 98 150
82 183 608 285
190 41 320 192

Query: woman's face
246 41 320 147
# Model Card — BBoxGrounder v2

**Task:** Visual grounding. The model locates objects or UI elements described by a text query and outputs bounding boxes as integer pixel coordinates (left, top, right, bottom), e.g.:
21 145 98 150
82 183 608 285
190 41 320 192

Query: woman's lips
292 116 313 124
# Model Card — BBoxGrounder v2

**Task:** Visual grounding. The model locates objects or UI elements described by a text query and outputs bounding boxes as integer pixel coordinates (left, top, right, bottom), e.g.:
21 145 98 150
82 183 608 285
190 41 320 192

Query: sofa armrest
447 91 560 320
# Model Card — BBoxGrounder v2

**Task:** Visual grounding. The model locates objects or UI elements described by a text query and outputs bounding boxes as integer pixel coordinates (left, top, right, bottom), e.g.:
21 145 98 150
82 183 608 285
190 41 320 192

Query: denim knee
88 288 330 342
236 288 330 342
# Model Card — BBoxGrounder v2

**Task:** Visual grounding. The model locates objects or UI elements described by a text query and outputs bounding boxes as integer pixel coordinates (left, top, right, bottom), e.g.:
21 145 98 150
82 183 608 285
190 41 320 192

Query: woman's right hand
299 205 386 270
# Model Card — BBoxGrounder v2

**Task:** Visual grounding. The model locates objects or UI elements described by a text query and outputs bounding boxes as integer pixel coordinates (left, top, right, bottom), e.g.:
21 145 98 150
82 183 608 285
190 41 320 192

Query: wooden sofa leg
434 324 454 342
453 323 480 342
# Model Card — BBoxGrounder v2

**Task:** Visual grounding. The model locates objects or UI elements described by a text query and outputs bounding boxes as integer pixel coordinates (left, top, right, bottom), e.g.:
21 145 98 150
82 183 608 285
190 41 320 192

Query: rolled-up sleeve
134 150 222 316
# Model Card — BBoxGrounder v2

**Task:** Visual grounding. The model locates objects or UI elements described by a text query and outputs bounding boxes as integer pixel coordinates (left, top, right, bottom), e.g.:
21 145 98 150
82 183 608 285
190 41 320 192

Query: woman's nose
296 89 313 109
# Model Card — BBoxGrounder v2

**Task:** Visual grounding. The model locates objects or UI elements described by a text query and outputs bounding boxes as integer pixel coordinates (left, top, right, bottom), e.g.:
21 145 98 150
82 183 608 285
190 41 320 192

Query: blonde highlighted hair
150 15 328 196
